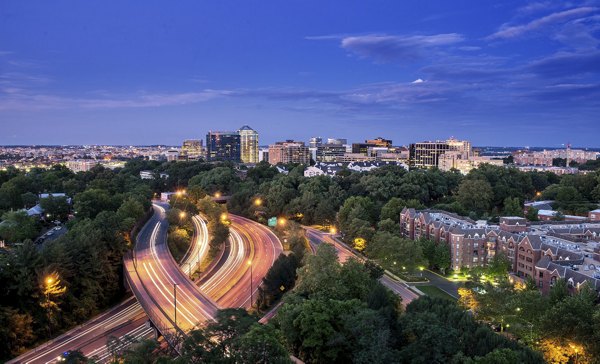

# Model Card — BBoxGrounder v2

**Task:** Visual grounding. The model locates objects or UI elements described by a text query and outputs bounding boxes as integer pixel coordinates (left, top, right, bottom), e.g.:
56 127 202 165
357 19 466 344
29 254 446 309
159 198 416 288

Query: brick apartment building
400 208 600 295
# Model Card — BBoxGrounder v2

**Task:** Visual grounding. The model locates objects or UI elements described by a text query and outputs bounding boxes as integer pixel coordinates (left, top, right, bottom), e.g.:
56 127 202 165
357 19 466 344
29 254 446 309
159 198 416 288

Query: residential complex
268 140 310 165
400 208 600 294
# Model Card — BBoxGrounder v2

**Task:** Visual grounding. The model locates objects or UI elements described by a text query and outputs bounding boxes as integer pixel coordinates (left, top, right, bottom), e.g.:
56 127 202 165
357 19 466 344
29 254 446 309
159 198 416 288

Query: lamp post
247 260 253 308
173 283 179 328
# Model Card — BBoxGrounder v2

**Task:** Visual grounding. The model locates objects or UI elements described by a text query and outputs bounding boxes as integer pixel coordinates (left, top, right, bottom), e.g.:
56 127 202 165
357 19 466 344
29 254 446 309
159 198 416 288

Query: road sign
268 217 277 227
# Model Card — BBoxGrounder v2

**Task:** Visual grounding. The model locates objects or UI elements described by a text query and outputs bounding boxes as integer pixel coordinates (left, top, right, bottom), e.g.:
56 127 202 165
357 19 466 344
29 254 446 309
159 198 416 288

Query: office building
309 137 323 149
316 143 347 162
409 138 471 168
258 147 270 163
238 125 259 164
181 140 203 160
206 131 241 162
268 140 310 165
438 152 503 174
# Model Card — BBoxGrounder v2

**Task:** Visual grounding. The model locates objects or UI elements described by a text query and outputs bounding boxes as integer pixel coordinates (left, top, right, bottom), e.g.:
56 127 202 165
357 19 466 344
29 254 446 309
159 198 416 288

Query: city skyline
2 1 600 146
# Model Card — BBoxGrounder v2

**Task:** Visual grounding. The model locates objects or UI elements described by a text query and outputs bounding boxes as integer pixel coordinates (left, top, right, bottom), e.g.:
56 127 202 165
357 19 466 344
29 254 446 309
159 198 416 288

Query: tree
457 179 494 214
0 211 40 243
40 195 71 221
0 307 34 360
525 207 539 221
487 252 511 280
188 166 239 195
379 197 407 221
234 324 292 364
502 197 522 217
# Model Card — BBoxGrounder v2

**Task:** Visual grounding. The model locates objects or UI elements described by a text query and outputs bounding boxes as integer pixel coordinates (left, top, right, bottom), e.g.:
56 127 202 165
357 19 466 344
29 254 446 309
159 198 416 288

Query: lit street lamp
254 198 262 206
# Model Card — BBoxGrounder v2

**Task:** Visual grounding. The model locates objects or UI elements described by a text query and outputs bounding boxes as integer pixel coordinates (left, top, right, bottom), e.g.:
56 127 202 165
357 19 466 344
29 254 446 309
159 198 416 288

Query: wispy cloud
308 33 464 63
0 90 233 111
527 50 600 77
488 6 598 40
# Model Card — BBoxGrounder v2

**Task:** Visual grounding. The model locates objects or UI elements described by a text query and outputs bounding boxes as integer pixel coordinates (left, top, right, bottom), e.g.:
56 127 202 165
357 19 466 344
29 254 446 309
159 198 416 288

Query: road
125 203 218 335
7 297 147 364
11 207 282 363
199 214 283 309
304 227 420 306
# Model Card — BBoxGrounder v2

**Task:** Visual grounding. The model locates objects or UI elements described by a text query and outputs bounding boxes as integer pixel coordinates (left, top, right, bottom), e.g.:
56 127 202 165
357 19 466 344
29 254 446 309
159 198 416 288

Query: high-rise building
268 140 310 165
258 147 270 163
326 138 347 145
409 138 472 168
316 143 347 162
181 139 203 160
366 137 392 147
309 137 322 149
238 125 259 163
352 137 393 155
206 131 241 162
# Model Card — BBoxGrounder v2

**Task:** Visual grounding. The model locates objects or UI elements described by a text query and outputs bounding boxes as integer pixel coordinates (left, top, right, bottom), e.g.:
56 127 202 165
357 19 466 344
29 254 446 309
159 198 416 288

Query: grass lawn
417 285 456 301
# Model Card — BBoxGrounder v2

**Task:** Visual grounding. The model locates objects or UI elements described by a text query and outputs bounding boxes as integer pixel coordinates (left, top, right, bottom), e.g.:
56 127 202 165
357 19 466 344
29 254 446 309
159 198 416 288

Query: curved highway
125 203 218 335
211 214 283 308
11 206 282 363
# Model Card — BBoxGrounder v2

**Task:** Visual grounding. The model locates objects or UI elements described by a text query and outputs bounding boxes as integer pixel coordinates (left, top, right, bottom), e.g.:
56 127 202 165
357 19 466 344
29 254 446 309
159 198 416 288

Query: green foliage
502 197 522 217
457 179 494 215
257 253 301 310
0 162 152 360
525 207 539 221
401 296 542 363
367 232 426 273
0 211 40 243
189 166 240 195
40 195 71 221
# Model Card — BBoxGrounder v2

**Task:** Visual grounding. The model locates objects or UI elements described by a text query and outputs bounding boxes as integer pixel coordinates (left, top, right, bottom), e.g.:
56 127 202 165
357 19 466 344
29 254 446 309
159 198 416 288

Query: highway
304 227 420 306
12 207 282 363
125 203 218 334
198 214 283 309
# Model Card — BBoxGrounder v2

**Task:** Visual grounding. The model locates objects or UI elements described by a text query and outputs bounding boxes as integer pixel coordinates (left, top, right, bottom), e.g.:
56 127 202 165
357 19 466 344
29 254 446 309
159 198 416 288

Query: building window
539 281 543 288
539 272 543 278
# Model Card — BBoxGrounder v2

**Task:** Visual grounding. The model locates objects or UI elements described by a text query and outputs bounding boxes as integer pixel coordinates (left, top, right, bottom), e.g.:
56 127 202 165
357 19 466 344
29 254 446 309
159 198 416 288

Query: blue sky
1 1 599 147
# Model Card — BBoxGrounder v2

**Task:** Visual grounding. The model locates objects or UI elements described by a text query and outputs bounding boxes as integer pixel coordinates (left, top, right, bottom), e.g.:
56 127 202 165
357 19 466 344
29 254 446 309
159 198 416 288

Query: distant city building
514 147 599 166
166 149 180 162
316 143 347 162
238 125 259 164
304 161 408 177
326 138 347 145
206 131 241 162
365 137 392 147
181 140 204 160
438 152 503 174
352 137 393 155
258 147 270 163
409 138 471 168
140 170 169 180
268 140 310 165
309 137 323 149
66 160 99 173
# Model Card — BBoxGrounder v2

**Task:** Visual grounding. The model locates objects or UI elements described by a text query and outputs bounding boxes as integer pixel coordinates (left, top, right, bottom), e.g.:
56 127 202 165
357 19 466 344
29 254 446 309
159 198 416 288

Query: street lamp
329 227 337 234
278 217 286 226
215 192 221 199
254 198 262 206
179 211 186 219
247 260 253 308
